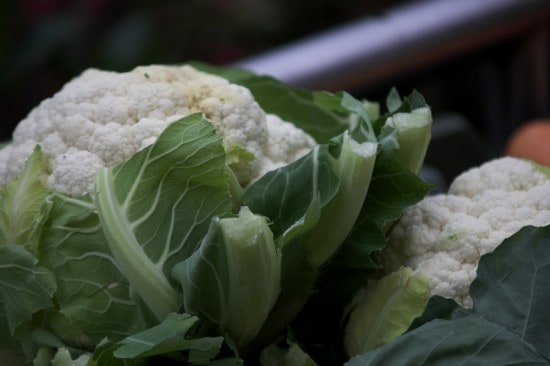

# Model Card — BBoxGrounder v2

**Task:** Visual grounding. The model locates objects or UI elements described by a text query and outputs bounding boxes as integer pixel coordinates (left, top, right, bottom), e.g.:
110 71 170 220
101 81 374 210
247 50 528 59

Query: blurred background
1 0 549 186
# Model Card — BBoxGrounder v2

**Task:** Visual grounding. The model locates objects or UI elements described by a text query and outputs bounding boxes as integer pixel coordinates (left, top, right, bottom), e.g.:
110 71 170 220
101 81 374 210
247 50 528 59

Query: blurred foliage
0 0 401 139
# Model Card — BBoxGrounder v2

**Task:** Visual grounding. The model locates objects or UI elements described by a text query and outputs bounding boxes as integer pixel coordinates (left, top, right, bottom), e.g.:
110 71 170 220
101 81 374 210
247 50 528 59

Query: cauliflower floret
0 65 317 195
260 114 317 176
129 117 173 151
0 141 37 183
48 148 106 197
383 157 550 308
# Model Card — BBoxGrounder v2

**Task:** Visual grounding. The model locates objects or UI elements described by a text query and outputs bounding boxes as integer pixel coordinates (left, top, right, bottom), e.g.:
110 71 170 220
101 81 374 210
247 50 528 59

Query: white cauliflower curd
0 65 316 196
382 157 550 308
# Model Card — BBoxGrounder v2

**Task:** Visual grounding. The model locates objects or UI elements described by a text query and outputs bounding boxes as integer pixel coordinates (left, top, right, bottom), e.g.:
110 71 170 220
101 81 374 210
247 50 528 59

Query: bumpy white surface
382 157 550 308
0 65 316 196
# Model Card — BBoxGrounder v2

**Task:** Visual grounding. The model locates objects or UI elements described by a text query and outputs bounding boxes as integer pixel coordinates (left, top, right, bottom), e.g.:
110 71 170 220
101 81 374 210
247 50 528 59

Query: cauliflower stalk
0 65 316 196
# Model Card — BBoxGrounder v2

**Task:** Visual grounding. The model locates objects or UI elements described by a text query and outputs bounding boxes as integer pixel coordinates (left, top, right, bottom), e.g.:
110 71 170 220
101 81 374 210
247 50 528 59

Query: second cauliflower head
0 65 316 196
382 157 550 308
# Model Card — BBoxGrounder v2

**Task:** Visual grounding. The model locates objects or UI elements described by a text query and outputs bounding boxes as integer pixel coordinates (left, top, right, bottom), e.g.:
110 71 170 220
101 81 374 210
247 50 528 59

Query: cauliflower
382 157 550 308
0 65 316 196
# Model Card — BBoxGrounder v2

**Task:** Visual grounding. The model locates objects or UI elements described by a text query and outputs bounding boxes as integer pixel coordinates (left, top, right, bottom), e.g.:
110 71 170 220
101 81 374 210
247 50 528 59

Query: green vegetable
0 63 434 364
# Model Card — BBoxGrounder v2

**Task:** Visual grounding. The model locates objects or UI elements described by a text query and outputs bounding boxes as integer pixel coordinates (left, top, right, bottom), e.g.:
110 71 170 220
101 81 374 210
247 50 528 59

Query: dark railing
233 0 549 92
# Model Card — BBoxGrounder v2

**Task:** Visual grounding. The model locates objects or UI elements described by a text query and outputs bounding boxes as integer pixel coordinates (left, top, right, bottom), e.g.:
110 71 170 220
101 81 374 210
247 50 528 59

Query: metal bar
232 0 550 91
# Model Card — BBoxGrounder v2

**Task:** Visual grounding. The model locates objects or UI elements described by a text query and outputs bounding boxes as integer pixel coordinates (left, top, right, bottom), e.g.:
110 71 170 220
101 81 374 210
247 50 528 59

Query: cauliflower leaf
94 114 232 321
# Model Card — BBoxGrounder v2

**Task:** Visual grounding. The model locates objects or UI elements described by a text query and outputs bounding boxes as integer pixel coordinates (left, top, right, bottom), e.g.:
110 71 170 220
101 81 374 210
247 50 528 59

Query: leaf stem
95 169 181 321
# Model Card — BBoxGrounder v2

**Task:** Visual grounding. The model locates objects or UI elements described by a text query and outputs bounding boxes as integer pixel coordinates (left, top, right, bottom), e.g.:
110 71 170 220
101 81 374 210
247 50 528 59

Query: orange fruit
505 119 550 166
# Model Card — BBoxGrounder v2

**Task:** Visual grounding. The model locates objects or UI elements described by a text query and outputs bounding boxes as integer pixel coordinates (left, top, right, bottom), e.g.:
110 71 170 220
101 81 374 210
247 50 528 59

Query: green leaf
345 313 548 366
237 146 340 348
242 88 433 353
244 145 338 241
172 207 281 349
385 88 401 113
246 78 351 143
406 90 428 110
0 145 51 251
470 225 550 360
243 131 378 349
304 132 377 268
94 114 232 321
317 149 432 305
328 89 432 277
93 339 139 366
50 348 93 366
260 341 318 366
113 313 223 362
290 92 433 359
384 88 427 117
242 146 337 317
343 267 430 357
383 107 432 174
40 193 154 345
339 93 375 142
408 296 460 331
0 245 56 334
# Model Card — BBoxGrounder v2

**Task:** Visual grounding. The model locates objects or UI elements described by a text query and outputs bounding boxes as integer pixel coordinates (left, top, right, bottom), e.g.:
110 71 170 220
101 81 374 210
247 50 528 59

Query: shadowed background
1 0 549 184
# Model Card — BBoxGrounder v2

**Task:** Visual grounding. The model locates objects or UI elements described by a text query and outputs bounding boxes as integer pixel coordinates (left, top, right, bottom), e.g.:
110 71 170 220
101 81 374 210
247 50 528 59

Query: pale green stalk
344 267 429 357
95 169 180 321
385 107 432 174
305 131 377 268
218 207 281 348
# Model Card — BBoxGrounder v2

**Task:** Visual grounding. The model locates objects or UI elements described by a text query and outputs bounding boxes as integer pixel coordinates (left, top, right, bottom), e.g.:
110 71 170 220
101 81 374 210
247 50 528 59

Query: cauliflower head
382 157 550 308
0 65 316 196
